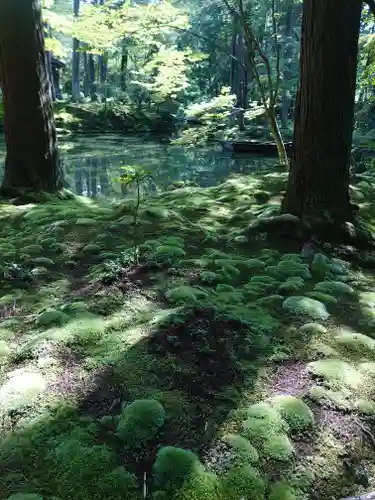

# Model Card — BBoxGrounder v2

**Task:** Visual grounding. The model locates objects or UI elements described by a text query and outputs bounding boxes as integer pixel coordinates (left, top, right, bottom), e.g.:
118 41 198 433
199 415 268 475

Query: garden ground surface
1 171 375 500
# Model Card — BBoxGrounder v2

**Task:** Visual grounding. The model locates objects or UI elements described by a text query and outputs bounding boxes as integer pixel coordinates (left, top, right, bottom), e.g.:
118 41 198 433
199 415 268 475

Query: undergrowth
0 172 375 499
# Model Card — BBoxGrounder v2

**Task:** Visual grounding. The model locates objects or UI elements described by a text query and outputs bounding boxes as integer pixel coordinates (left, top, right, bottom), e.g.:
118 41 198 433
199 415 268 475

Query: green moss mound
152 446 202 492
270 395 315 432
269 481 299 500
223 465 265 500
174 471 224 500
116 399 165 446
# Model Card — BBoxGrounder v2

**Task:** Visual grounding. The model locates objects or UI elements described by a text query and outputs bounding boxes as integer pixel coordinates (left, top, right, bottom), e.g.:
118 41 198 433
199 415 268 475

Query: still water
0 133 277 199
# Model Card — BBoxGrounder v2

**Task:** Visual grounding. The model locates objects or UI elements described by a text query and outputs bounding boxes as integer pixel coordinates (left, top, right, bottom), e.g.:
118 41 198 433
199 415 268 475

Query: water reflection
0 134 278 199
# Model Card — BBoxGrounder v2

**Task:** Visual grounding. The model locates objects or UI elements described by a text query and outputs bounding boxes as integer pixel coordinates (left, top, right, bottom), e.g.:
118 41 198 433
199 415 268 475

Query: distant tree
0 0 64 194
281 0 362 233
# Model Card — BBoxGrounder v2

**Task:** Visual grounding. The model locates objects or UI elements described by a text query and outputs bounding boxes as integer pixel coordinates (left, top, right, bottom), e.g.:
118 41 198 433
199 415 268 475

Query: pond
0 133 278 199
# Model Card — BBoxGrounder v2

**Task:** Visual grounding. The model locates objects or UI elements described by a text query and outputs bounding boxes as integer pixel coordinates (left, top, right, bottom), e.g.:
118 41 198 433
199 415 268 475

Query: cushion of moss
270 395 314 432
23 244 43 255
165 286 208 304
116 399 165 446
262 434 294 461
278 277 305 294
75 218 98 226
308 358 365 390
61 301 90 314
0 371 47 412
355 399 375 415
299 322 328 335
222 434 259 465
308 386 351 410
82 244 102 254
305 291 338 306
359 291 375 308
314 281 355 296
283 296 329 321
269 481 299 500
153 446 202 492
30 266 49 277
174 471 224 500
223 465 265 500
36 309 70 327
257 295 284 308
32 257 55 267
7 495 44 500
333 330 375 359
0 339 10 358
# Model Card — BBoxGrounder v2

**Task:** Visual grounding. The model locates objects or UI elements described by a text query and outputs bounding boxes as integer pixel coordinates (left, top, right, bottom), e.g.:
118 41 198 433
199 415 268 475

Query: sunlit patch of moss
221 434 259 465
270 395 315 432
308 358 365 390
333 330 375 361
308 386 352 410
283 296 330 321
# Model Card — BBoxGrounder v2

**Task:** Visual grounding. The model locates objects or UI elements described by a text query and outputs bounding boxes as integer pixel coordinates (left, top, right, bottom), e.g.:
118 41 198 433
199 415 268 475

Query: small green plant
115 165 154 264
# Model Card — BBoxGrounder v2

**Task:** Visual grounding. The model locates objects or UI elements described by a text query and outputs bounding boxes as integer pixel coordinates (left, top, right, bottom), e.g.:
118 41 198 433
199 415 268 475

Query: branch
237 0 274 107
158 24 248 69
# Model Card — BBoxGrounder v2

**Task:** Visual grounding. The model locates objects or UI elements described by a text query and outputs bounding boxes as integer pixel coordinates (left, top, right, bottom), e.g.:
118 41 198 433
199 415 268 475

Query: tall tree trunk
72 0 80 102
120 47 128 91
0 0 63 193
281 0 362 227
280 0 294 128
83 50 90 97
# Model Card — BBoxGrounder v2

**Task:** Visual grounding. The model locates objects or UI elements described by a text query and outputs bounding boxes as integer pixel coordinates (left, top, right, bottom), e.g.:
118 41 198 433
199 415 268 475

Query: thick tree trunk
280 0 294 127
281 0 362 227
0 0 63 193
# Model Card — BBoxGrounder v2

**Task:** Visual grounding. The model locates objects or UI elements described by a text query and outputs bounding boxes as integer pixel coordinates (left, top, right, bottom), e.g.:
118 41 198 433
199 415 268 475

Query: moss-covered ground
1 171 375 499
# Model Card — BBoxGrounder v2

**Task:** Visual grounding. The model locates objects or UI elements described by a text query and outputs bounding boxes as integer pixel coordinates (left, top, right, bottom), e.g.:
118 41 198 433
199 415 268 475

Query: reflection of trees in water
62 143 276 199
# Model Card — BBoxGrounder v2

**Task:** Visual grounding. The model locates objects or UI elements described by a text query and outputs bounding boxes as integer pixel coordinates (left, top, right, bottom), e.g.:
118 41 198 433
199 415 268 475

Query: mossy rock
270 395 315 432
282 296 329 321
36 309 70 327
246 259 266 271
223 465 265 500
61 301 90 315
257 295 284 309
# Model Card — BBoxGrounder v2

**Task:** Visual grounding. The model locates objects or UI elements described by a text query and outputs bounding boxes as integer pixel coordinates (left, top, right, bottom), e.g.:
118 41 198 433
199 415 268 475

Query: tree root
0 187 74 204
246 213 375 251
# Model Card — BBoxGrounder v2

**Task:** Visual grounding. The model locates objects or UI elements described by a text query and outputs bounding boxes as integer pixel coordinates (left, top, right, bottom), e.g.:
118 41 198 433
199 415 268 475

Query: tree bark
0 0 64 193
281 0 362 227
72 0 80 102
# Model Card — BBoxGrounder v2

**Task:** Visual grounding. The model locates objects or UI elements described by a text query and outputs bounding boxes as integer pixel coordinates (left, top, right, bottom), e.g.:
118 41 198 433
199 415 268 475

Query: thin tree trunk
72 0 80 102
280 0 294 127
120 48 128 91
281 0 362 226
0 0 63 193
